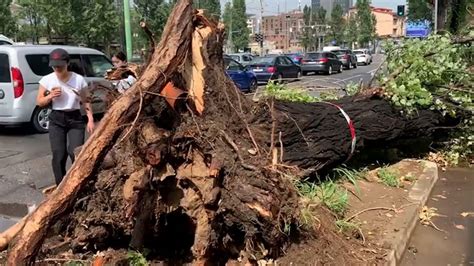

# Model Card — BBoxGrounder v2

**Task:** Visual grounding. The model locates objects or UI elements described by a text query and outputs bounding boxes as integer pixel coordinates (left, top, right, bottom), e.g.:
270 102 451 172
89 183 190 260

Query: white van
0 45 113 132
0 35 14 45
322 46 342 52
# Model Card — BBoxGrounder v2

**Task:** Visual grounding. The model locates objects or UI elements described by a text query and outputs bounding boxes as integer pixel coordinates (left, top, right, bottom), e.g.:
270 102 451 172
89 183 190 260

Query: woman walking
36 48 95 186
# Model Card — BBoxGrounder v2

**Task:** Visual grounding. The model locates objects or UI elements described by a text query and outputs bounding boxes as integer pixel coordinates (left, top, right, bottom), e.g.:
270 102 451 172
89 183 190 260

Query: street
254 54 383 99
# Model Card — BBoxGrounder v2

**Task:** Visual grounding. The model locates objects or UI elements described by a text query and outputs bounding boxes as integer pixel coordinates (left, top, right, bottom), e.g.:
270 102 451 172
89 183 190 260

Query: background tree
134 0 171 39
344 13 358 49
79 0 119 51
356 0 376 47
0 0 17 37
230 0 249 52
16 0 44 43
44 0 76 42
407 0 433 22
222 1 233 50
301 5 314 51
195 0 220 20
329 4 345 45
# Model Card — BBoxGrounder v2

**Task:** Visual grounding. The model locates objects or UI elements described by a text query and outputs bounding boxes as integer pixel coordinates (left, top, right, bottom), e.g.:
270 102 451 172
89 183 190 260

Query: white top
39 72 87 110
114 75 137 94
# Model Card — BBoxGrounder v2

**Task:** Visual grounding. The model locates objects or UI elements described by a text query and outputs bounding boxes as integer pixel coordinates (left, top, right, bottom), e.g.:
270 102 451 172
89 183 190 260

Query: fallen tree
3 0 470 264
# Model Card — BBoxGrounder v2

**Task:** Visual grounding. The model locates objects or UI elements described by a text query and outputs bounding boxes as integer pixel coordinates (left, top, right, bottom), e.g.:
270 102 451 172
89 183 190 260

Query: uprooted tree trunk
5 0 451 264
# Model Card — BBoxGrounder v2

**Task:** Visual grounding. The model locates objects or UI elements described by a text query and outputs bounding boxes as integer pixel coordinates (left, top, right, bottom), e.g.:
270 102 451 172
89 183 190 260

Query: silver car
0 45 113 133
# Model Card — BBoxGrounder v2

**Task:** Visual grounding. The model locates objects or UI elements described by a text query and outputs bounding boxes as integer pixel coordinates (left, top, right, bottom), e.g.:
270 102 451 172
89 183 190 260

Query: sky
219 0 407 16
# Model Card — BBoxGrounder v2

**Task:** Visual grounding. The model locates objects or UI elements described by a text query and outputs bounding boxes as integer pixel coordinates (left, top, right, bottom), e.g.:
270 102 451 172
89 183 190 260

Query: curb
385 160 438 265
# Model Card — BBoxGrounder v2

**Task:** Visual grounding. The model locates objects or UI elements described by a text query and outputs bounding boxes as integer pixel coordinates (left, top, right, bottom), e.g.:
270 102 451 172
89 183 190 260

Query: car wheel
327 66 332 75
31 107 51 133
296 71 302 80
338 65 343 73
277 73 284 84
249 78 258 92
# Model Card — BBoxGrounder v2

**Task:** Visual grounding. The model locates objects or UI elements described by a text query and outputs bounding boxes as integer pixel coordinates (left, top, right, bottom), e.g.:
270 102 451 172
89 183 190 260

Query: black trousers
48 110 85 185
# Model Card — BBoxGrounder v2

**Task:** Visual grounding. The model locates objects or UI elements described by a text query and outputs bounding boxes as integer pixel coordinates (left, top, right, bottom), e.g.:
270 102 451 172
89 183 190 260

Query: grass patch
64 262 84 266
403 174 417 182
127 250 148 266
316 181 348 216
377 167 400 187
335 220 360 234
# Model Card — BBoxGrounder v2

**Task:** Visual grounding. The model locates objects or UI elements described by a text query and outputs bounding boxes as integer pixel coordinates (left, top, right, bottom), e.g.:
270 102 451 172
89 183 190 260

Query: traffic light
397 5 405 16
254 33 264 43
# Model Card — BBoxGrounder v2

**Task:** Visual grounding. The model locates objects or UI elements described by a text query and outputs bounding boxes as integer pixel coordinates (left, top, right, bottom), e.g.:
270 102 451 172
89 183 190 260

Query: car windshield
230 55 240 61
354 51 364 55
251 57 275 64
333 50 347 55
304 53 323 59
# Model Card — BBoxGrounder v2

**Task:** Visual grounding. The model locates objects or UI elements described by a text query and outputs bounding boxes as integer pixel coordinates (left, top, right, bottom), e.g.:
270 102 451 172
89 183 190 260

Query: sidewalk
401 167 474 265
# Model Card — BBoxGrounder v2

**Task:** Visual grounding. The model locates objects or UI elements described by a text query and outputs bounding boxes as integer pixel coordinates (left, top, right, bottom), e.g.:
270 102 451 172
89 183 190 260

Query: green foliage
134 0 172 40
222 1 232 40
0 0 17 37
407 0 433 22
355 0 376 47
195 0 221 20
79 0 119 47
301 5 327 52
230 0 249 51
264 82 343 103
345 81 361 96
265 82 318 103
377 167 400 187
403 174 417 182
329 4 345 45
64 261 84 266
127 250 149 266
382 33 473 161
332 166 367 194
335 220 360 234
316 181 348 215
344 13 358 48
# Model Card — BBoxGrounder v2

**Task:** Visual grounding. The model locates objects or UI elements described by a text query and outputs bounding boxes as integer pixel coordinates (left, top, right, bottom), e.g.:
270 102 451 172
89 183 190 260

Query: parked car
353 49 373 65
0 35 13 45
284 53 303 64
301 52 343 75
224 55 257 93
0 45 113 133
333 49 358 69
247 55 301 84
227 53 254 66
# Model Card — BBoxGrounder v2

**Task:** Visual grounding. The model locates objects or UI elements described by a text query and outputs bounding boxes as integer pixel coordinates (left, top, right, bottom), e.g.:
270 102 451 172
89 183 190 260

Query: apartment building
347 6 406 38
262 10 305 52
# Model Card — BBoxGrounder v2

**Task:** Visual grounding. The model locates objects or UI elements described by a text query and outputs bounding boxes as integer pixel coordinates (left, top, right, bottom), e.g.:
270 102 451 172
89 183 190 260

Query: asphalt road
253 54 384 99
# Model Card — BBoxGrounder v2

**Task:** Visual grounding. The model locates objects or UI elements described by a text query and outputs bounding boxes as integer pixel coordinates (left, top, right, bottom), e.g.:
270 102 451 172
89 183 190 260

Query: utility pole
123 0 132 60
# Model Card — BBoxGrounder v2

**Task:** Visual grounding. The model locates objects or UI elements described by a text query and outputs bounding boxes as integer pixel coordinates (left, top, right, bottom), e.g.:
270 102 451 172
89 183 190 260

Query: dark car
224 56 258 92
333 49 358 69
247 55 301 83
301 52 343 75
284 53 303 64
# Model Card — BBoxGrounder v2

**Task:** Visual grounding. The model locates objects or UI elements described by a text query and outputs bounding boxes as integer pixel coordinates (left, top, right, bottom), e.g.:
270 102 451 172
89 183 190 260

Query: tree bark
6 1 194 264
